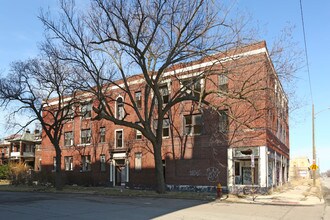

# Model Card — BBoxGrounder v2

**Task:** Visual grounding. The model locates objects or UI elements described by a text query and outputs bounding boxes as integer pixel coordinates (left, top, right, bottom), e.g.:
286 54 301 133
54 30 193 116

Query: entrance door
115 159 125 186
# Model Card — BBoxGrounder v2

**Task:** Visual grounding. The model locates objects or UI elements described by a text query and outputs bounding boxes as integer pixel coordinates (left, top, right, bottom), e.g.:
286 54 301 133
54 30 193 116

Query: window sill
78 143 91 147
184 133 201 136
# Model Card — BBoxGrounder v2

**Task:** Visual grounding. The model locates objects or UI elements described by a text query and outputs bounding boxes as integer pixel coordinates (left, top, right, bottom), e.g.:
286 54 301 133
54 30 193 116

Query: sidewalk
224 179 324 206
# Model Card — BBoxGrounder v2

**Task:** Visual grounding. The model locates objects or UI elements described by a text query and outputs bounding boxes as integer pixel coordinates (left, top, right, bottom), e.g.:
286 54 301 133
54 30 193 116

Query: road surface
0 191 327 220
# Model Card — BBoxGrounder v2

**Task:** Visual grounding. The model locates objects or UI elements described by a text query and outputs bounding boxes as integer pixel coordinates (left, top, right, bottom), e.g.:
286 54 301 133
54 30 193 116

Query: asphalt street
0 191 327 220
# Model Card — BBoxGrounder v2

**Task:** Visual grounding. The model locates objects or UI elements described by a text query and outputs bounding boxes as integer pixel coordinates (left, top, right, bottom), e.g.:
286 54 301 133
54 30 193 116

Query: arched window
116 97 124 120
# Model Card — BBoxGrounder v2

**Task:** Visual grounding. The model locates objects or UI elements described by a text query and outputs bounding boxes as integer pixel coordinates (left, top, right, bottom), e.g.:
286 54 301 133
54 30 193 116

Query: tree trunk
153 141 166 193
55 147 62 190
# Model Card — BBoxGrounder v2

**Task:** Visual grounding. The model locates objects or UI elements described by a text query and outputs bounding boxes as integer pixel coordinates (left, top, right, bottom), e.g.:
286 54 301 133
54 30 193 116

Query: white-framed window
159 84 169 104
64 131 74 146
181 77 201 98
219 110 228 132
81 102 92 119
99 127 106 143
135 152 142 171
115 130 123 148
135 91 142 109
100 154 106 172
184 114 202 135
64 105 74 121
81 155 91 172
81 129 91 144
218 73 228 94
116 97 125 120
64 156 73 171
154 119 170 138
136 123 142 140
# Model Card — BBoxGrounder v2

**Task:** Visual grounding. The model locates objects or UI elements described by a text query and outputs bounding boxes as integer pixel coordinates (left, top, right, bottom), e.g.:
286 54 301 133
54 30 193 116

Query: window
81 155 91 172
64 131 73 146
53 157 57 171
219 110 228 132
81 102 92 119
235 161 240 176
116 97 125 120
25 144 32 152
100 154 106 172
162 119 170 137
136 123 142 140
159 85 169 104
64 156 73 171
115 130 123 148
218 73 228 94
135 153 142 171
64 105 74 121
81 129 91 144
184 114 202 135
135 91 142 109
154 119 170 137
182 78 201 98
99 127 106 143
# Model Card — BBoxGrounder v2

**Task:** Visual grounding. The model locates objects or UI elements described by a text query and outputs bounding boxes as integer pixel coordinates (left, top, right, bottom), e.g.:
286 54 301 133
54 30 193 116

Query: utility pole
312 104 316 186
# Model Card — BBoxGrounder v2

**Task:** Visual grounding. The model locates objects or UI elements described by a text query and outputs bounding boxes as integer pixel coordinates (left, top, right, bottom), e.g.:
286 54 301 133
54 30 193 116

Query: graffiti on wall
189 169 201 176
206 167 220 182
188 167 220 182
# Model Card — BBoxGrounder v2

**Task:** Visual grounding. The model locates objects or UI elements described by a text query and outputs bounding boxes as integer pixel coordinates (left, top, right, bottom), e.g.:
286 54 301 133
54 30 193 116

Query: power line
299 0 313 104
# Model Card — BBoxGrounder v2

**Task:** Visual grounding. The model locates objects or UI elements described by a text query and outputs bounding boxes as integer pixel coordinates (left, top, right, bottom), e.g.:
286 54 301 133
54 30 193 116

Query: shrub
0 164 10 179
8 162 31 185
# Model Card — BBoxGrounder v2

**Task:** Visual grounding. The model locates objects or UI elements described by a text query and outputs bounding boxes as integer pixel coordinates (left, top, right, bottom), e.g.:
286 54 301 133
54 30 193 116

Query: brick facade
39 41 289 191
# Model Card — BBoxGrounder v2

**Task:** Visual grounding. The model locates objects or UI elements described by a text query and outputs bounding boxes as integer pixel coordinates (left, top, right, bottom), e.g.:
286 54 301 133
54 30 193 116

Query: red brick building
39 41 289 192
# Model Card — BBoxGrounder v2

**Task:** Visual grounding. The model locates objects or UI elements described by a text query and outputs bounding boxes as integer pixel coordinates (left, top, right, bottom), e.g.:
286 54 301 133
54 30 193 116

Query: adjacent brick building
39 41 289 192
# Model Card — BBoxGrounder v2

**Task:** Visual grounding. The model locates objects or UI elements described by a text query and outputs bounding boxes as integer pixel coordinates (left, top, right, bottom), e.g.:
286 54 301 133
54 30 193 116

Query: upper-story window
81 129 91 144
219 110 228 132
136 123 142 140
159 85 169 104
64 105 74 121
99 127 106 143
184 114 202 135
115 130 123 148
218 73 228 94
154 119 170 138
116 97 125 120
135 91 142 109
64 131 74 146
182 78 201 98
81 102 92 119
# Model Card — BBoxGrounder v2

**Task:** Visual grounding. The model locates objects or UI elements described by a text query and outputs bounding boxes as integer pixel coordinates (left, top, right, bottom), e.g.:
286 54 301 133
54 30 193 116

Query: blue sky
0 1 329 171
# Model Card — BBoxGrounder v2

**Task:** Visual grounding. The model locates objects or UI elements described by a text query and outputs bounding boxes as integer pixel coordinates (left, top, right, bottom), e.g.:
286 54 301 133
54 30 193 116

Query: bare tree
39 0 296 193
0 48 80 190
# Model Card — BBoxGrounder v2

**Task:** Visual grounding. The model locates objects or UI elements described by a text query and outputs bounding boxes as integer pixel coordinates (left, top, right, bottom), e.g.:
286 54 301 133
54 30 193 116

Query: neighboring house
289 157 311 179
40 41 289 192
0 130 41 169
0 139 10 165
